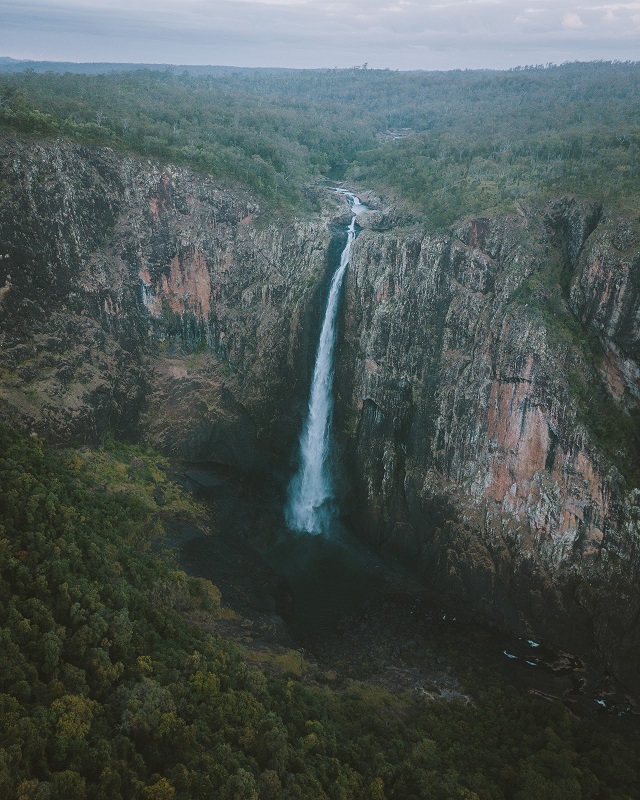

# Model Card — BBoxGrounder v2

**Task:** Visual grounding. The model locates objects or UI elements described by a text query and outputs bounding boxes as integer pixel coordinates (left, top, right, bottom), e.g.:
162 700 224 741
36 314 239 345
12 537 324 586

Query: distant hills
0 56 290 75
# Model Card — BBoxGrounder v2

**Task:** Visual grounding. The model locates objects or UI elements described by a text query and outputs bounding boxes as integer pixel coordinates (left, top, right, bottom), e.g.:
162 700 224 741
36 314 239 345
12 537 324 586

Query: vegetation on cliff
1 426 639 800
1 61 639 224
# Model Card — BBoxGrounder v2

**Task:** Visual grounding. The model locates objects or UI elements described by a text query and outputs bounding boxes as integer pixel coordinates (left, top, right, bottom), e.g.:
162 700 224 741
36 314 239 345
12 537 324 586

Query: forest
0 61 639 226
1 426 639 799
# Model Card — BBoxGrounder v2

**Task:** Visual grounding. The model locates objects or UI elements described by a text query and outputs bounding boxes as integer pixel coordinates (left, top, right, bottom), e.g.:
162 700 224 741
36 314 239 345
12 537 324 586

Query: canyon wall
1 137 638 687
338 201 640 688
0 137 335 467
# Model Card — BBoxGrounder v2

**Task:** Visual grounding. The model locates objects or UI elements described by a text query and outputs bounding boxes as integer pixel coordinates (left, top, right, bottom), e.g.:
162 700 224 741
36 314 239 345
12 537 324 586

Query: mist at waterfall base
173 460 387 639
286 190 367 536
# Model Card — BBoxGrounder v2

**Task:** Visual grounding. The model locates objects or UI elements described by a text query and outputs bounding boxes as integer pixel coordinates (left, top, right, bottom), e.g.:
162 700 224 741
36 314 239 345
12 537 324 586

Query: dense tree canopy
1 428 639 799
1 61 639 224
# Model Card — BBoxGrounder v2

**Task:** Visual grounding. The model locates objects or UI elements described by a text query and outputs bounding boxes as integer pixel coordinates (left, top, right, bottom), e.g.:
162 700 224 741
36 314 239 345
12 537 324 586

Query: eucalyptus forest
1 60 639 800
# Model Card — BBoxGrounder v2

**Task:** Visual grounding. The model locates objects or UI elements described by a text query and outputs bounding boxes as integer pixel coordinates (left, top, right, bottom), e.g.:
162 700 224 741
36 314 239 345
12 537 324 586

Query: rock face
337 201 640 689
0 137 336 465
1 137 639 688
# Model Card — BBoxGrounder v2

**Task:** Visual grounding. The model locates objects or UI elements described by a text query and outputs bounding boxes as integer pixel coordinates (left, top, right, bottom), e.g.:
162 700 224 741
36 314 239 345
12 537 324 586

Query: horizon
1 54 636 75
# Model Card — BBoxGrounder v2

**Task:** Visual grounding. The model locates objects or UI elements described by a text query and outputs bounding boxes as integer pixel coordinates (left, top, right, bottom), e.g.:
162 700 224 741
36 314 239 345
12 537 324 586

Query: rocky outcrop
337 201 640 688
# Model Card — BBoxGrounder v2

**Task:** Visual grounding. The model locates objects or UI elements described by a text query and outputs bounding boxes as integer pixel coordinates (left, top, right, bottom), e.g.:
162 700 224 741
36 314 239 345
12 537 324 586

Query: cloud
562 11 586 26
0 0 637 69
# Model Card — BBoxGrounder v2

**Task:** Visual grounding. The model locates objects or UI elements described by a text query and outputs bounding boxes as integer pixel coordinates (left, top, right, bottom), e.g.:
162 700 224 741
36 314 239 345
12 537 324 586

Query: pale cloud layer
0 0 638 69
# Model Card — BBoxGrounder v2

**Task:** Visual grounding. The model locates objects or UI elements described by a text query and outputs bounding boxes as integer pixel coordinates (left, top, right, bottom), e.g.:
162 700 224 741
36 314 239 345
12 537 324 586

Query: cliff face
0 137 334 465
1 137 639 687
338 201 640 687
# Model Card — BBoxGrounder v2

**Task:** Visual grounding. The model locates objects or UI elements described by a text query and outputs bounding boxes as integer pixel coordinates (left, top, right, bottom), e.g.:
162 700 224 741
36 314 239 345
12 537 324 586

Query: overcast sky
0 0 638 71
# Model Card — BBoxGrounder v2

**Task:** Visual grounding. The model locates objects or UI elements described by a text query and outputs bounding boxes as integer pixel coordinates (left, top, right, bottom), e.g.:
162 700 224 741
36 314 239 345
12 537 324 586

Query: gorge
0 133 639 700
4 58 640 800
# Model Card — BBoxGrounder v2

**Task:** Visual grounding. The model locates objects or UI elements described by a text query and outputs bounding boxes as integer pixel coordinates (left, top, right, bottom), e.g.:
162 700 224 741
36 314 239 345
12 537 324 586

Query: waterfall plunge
286 191 367 535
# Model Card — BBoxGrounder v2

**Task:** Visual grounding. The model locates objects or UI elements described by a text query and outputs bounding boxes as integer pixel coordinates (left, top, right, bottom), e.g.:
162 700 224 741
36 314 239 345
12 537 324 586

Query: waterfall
286 190 367 535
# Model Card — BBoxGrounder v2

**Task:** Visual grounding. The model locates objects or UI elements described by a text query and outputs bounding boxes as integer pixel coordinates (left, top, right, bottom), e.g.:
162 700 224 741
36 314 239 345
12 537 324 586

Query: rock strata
337 202 640 689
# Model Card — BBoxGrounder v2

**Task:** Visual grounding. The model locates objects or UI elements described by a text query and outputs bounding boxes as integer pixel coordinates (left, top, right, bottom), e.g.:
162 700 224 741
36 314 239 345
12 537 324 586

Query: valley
1 61 640 798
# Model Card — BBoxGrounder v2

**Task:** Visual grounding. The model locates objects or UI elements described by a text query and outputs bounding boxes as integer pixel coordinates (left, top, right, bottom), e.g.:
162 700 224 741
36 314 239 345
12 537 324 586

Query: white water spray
286 190 367 534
